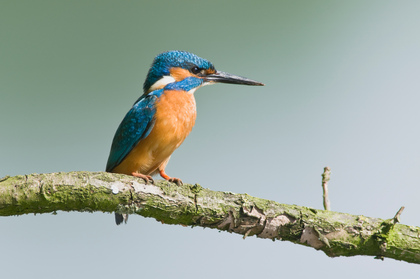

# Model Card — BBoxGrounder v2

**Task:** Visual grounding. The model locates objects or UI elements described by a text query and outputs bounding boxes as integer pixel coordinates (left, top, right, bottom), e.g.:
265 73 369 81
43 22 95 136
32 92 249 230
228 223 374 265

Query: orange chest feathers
152 90 197 148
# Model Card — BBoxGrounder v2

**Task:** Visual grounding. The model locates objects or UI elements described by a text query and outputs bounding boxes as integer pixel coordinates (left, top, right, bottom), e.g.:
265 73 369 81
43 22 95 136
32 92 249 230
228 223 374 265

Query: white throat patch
148 76 176 92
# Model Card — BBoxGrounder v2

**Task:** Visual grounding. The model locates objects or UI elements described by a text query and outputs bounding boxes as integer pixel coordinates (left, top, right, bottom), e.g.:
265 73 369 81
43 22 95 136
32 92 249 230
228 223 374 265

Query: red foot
159 170 183 186
131 172 154 184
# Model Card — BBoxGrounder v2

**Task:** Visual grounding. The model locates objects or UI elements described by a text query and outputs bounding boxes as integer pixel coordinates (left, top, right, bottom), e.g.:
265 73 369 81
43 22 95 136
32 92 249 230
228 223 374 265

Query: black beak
205 71 264 86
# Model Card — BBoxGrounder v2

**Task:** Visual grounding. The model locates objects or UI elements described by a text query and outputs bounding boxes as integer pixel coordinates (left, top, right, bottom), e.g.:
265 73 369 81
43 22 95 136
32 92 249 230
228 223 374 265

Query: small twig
393 206 405 224
321 167 331 211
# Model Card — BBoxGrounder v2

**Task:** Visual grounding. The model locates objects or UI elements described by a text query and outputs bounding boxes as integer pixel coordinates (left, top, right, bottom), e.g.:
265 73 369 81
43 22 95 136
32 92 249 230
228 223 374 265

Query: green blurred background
1 0 420 277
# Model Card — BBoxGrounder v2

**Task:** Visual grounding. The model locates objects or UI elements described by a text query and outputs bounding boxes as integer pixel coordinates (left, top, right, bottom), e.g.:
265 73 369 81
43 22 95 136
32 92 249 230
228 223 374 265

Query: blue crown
143 50 215 92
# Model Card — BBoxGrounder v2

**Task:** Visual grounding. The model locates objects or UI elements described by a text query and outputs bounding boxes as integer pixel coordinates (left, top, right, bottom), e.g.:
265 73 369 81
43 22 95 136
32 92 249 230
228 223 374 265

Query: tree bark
1 171 419 264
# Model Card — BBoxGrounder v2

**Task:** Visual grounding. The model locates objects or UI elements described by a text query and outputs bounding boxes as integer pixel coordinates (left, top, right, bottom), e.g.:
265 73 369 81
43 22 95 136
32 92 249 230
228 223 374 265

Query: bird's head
143 50 264 94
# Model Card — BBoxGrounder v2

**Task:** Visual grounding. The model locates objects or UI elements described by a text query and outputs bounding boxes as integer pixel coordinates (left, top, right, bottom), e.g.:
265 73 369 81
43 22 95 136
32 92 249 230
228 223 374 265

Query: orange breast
112 90 197 175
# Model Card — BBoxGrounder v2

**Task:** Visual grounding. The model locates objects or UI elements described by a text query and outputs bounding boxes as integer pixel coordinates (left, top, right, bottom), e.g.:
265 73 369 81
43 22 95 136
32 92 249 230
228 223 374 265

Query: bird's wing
106 93 158 172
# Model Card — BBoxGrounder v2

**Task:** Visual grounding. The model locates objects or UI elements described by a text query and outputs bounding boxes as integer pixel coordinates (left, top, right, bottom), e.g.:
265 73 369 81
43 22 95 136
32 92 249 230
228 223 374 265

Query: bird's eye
191 66 201 75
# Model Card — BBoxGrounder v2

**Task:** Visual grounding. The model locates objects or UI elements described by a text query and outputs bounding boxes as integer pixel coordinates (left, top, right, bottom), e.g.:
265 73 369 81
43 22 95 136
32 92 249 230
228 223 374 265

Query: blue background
1 1 419 277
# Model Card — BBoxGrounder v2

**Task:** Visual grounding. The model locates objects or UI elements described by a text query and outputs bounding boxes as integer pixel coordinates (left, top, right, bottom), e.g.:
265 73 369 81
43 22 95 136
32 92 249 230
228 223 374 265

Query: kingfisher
106 50 263 224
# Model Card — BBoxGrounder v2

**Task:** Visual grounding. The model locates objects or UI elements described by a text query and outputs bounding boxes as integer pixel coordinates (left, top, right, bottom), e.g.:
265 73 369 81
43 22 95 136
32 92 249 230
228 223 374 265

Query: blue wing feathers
106 93 159 171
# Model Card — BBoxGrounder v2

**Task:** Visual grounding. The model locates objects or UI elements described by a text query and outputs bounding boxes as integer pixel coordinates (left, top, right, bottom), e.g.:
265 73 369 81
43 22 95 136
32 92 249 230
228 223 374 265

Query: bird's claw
168 177 183 186
131 172 154 184
159 170 183 186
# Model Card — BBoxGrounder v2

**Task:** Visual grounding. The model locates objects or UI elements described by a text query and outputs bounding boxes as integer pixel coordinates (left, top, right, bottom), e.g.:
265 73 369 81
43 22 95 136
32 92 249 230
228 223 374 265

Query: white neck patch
148 76 176 92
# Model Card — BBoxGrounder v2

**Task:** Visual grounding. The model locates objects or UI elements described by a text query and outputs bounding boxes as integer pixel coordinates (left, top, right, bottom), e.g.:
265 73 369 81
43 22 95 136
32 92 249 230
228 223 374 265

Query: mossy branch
1 171 419 264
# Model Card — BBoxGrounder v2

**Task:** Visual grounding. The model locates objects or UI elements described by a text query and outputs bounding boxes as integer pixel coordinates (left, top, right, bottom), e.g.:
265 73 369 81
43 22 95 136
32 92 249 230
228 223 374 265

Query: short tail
115 213 128 225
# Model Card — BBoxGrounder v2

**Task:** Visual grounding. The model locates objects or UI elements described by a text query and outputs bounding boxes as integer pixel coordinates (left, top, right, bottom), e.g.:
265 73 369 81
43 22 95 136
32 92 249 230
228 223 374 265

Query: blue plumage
106 75 205 172
165 76 204 91
107 52 210 172
106 50 264 225
105 91 161 172
107 50 264 174
143 50 214 92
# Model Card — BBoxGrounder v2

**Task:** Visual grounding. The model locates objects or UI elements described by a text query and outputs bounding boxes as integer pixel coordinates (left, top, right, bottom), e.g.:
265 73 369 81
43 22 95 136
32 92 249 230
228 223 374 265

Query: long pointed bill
205 71 264 86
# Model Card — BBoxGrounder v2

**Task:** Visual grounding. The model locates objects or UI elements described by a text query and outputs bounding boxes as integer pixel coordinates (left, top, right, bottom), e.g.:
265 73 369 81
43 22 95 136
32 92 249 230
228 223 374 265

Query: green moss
190 183 202 194
2 171 420 264
0 173 132 216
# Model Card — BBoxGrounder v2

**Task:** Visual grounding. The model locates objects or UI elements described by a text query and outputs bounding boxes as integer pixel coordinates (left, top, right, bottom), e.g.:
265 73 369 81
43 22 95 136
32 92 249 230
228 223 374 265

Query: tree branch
1 171 419 264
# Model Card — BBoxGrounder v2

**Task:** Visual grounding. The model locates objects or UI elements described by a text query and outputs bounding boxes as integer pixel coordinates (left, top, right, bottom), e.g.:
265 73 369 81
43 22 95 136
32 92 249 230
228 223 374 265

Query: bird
106 50 264 224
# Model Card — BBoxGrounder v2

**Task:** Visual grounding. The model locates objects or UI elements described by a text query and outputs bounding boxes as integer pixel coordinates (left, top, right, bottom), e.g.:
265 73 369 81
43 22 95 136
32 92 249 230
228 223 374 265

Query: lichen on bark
0 171 419 264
